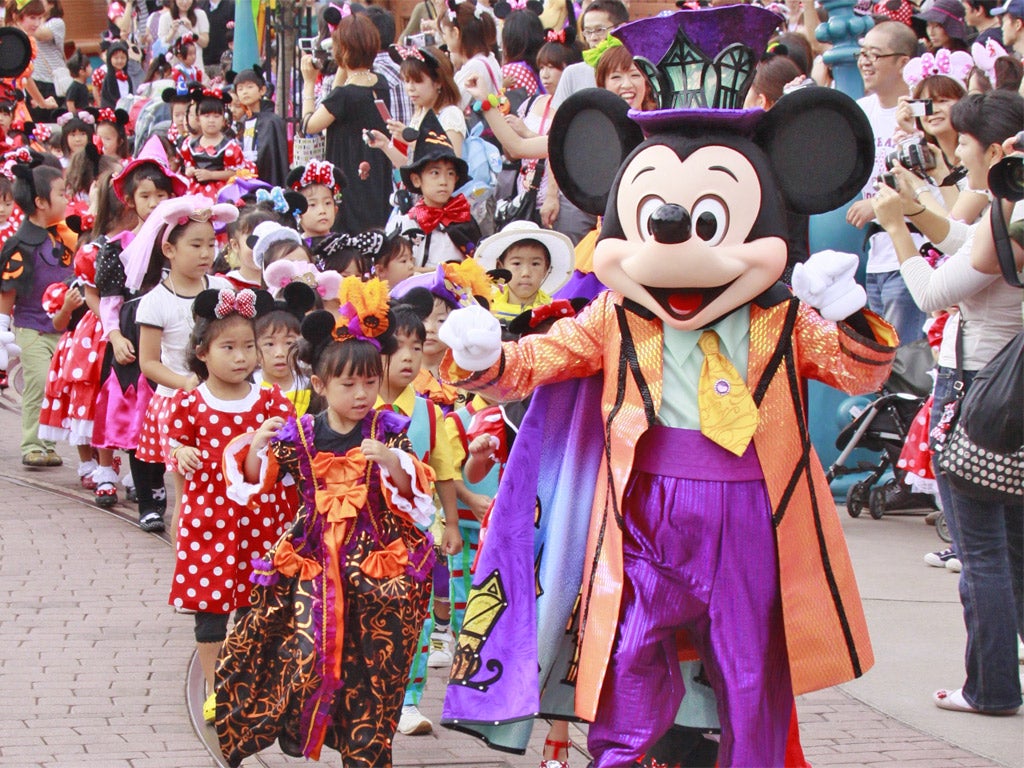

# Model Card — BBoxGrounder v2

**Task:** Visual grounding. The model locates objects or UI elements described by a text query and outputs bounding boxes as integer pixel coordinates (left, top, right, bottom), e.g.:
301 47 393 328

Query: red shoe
94 481 118 508
80 474 97 491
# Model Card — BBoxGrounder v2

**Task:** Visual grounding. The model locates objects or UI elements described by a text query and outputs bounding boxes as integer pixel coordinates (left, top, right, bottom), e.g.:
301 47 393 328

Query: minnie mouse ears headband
264 259 342 301
189 84 231 105
388 44 441 74
249 221 302 269
902 49 973 89
193 287 276 321
254 186 308 217
274 281 318 321
122 196 239 292
314 231 386 264
56 110 96 127
301 276 395 355
493 0 544 19
286 160 346 195
93 107 130 127
9 149 45 196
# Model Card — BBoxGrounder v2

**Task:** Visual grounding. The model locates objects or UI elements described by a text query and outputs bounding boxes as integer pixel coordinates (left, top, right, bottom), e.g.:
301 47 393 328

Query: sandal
21 450 50 467
94 482 118 508
541 737 572 768
934 688 1020 715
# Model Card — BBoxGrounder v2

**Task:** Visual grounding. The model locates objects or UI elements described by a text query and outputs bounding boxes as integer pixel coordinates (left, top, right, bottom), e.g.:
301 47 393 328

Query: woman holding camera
158 0 209 57
300 14 393 234
895 58 986 218
872 89 1024 717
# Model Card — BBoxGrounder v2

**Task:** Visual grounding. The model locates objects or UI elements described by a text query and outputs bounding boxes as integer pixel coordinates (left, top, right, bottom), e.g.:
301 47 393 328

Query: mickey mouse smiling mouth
645 283 735 322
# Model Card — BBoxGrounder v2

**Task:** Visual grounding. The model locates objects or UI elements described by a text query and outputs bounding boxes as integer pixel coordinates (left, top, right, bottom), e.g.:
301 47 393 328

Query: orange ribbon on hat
360 538 410 579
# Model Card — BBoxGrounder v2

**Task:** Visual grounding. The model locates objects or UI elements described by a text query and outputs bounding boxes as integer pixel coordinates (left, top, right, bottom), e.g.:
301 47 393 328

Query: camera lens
988 156 1024 202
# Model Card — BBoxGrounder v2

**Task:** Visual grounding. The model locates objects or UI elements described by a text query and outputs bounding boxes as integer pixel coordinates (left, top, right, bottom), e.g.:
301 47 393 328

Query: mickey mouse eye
692 196 728 246
637 195 665 239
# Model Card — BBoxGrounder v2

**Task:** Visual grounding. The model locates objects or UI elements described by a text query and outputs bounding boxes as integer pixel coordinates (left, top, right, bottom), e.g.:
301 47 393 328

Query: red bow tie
115 70 128 82
409 195 470 234
198 143 220 155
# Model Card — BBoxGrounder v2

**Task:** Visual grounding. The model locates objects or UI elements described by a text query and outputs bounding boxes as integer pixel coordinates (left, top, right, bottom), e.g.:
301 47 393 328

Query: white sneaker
397 704 432 735
945 556 962 573
427 629 453 668
924 548 958 568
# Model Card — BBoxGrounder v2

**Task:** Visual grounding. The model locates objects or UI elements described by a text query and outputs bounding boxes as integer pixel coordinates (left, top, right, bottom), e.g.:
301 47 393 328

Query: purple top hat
613 5 784 136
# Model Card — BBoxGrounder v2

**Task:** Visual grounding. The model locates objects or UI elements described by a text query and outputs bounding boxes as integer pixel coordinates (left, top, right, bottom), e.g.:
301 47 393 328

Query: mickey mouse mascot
438 7 898 767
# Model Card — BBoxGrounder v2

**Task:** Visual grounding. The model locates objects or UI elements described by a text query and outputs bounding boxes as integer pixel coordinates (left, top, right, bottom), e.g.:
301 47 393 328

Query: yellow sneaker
203 692 217 724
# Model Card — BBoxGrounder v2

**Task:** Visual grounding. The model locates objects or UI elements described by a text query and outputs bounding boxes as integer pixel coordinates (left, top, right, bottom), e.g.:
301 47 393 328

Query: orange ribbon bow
272 538 323 580
312 451 368 523
360 538 410 579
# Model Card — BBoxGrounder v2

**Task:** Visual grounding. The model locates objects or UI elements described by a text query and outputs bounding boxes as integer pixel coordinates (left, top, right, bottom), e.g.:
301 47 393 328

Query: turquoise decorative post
816 0 874 98
808 0 878 496
233 0 260 73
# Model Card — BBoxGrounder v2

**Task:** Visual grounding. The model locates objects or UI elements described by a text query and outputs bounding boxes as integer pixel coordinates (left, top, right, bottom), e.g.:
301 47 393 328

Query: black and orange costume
217 409 436 766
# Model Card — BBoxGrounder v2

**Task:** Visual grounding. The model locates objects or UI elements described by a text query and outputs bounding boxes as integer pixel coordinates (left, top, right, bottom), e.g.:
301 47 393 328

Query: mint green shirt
658 305 751 430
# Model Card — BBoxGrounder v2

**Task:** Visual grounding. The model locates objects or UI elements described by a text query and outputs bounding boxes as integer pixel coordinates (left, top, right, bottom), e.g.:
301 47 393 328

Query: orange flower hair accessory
442 258 495 308
333 276 391 347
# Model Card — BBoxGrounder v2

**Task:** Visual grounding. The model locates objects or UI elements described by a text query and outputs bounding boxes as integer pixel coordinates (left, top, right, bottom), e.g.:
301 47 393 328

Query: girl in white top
368 44 467 166
131 196 236 533
439 2 501 109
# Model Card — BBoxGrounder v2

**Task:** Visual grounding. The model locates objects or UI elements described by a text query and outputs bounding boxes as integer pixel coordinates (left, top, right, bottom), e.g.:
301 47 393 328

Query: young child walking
376 299 463 736
254 282 316 417
178 88 255 199
474 221 574 323
93 139 190 530
231 65 289 188
387 111 480 270
0 158 71 466
218 277 437 765
286 159 346 250
164 286 293 722
131 196 237 535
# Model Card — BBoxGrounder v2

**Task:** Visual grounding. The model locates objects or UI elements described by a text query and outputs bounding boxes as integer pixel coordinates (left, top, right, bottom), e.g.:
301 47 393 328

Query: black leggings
128 451 166 511
195 607 251 643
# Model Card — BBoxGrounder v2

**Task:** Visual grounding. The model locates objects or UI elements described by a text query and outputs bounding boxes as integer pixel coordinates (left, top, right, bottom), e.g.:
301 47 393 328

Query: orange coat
444 288 897 720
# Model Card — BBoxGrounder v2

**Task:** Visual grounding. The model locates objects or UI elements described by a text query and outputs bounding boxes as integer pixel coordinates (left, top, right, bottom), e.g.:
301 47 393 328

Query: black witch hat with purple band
613 5 783 136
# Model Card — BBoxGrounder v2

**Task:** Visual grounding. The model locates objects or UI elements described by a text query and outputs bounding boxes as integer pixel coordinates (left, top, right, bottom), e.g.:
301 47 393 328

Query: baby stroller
825 340 939 520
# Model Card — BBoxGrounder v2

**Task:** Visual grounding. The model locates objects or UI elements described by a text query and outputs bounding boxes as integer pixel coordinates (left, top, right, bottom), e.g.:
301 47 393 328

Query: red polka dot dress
64 245 107 443
897 394 936 494
178 136 257 200
167 382 296 614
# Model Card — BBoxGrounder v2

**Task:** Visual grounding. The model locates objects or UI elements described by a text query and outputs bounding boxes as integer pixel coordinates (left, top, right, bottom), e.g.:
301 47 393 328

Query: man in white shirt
848 20 926 346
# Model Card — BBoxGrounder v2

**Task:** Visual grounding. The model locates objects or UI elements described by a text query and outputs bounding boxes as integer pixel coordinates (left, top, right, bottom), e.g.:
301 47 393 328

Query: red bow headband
213 288 258 319
97 108 119 125
545 28 566 43
1 148 31 181
393 44 425 62
296 160 341 194
528 298 578 328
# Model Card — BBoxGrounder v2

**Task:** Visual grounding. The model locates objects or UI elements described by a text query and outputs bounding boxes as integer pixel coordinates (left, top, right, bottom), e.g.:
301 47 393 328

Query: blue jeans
866 270 926 347
932 367 1024 711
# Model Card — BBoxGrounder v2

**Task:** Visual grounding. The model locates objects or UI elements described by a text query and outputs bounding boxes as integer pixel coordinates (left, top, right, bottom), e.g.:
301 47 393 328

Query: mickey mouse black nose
649 204 691 244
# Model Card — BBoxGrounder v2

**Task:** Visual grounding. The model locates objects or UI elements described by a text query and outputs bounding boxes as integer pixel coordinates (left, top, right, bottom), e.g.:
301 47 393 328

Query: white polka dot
215 543 225 552
209 414 219 424
226 555 235 565
226 579 234 587
71 368 83 378
82 337 91 349
212 590 221 599
200 577 209 587
216 519 225 528
233 415 244 425
177 551 186 559
201 554 211 563
175 574 185 583
189 564 198 574
198 601 207 610
213 567 223 576
190 542 200 551
187 588 196 597
203 531 213 541
215 497 224 505
198 404 207 413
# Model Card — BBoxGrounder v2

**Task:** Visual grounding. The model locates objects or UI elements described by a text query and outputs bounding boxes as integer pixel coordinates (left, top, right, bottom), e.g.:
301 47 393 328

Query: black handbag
934 203 1024 503
494 158 544 230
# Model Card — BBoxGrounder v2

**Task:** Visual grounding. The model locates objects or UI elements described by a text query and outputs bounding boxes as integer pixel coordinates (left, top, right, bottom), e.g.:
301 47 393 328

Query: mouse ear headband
273 281 318 321
193 287 276 321
121 195 239 292
263 259 342 301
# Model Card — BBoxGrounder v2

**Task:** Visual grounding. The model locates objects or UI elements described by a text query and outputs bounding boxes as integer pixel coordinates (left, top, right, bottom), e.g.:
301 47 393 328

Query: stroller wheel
868 486 887 519
936 513 952 543
846 482 868 518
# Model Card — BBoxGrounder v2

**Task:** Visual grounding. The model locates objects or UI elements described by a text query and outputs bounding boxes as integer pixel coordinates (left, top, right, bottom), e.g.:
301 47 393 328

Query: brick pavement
0 398 1011 768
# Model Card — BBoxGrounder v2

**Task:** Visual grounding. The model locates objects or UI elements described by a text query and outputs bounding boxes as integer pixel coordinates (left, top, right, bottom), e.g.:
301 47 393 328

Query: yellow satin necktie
697 330 759 457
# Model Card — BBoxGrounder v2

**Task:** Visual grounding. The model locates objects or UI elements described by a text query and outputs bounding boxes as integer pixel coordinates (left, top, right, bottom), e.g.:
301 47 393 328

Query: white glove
0 314 19 370
438 304 503 371
791 250 867 322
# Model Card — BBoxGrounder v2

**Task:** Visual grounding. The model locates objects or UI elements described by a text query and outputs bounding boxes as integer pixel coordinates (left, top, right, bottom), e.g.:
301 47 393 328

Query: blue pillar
808 0 880 497
233 0 260 73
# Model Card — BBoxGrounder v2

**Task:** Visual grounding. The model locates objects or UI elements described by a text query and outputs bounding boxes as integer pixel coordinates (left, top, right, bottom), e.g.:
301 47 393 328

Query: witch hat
111 134 189 203
399 109 470 193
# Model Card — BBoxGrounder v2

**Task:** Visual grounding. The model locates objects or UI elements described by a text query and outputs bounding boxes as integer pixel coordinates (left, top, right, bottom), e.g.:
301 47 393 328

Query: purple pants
589 427 794 768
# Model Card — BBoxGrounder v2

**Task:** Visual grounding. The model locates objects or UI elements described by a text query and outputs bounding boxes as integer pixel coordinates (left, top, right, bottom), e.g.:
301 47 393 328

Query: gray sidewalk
0 399 1019 767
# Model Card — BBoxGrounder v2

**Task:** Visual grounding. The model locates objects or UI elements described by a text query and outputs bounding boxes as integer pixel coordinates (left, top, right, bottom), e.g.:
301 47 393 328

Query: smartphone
374 99 392 123
908 99 933 117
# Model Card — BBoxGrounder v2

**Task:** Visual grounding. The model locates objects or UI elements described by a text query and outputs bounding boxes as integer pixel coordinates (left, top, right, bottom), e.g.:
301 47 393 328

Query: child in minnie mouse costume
438 7 898 768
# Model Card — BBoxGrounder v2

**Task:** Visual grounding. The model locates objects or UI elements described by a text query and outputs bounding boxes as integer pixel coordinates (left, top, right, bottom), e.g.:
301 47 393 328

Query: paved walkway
0 400 1019 767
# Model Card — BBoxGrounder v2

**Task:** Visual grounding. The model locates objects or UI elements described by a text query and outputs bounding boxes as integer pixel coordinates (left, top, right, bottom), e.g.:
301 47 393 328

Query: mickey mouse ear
192 289 223 320
245 234 259 250
280 281 317 318
301 309 337 347
223 69 237 85
393 286 434 320
284 190 308 215
252 289 277 317
323 5 343 25
65 215 85 235
401 126 420 144
114 108 130 126
0 27 32 79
